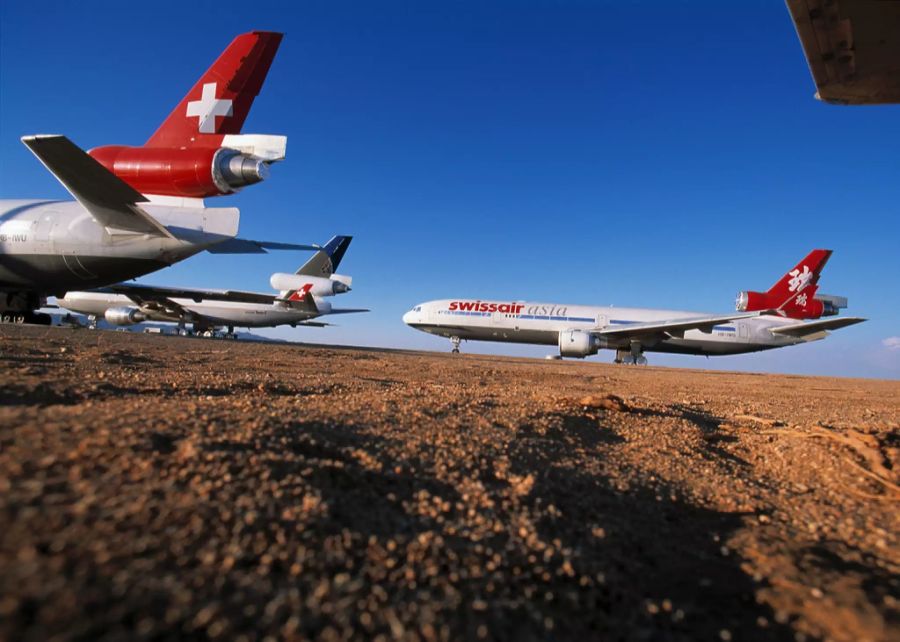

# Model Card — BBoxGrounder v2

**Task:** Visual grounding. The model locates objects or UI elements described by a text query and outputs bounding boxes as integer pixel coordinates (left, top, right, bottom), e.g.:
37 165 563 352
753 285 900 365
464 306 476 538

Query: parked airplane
403 250 865 363
0 31 304 325
59 236 368 337
786 0 900 104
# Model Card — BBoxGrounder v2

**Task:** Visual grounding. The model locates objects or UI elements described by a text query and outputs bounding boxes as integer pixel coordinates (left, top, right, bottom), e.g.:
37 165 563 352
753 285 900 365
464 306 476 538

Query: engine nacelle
269 273 351 297
89 145 269 197
735 291 769 312
737 290 844 319
104 306 146 326
558 329 600 358
312 297 332 314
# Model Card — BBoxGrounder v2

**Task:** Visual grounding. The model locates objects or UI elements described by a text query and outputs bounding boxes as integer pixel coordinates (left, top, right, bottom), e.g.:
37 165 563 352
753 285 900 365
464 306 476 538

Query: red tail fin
766 249 832 309
145 31 283 148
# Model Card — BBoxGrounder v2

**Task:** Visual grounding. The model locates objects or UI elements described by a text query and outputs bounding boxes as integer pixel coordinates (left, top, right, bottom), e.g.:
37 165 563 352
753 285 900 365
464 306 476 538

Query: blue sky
1 1 897 378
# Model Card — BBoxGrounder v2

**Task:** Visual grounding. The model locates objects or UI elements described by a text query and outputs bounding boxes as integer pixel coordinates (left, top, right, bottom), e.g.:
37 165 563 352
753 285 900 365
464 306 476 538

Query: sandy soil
1 325 898 641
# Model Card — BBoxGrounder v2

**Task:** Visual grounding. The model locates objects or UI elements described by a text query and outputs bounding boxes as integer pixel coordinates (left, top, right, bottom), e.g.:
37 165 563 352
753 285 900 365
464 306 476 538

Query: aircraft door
34 213 57 252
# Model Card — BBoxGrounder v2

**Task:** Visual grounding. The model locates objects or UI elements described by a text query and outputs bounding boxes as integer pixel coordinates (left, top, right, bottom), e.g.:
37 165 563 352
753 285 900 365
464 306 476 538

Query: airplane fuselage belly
180 302 313 328
405 299 801 357
413 322 766 355
0 254 169 292
0 200 221 294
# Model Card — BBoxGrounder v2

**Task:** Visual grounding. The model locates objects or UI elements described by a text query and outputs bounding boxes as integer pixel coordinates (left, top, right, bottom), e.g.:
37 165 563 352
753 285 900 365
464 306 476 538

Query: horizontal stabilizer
206 238 320 254
769 317 866 337
21 135 172 237
328 308 369 315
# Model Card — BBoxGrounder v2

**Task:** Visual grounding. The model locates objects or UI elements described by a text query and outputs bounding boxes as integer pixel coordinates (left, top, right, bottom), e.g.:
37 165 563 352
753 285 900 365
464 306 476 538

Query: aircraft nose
402 311 413 325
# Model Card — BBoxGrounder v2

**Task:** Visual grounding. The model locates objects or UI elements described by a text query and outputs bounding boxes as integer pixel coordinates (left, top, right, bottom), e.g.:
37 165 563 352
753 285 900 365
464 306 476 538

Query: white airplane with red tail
0 31 312 325
59 236 367 337
403 250 866 364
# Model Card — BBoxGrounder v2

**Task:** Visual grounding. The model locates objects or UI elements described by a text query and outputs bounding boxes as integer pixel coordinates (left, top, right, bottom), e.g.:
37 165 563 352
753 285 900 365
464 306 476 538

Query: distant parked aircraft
60 236 368 337
403 250 865 363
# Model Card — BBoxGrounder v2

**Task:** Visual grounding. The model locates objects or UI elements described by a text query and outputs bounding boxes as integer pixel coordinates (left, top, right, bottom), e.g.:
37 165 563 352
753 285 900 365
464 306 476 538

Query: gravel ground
1 325 898 642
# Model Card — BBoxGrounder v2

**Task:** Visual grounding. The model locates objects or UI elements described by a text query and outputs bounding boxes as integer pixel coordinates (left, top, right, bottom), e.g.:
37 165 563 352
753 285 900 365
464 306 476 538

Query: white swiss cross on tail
186 82 233 133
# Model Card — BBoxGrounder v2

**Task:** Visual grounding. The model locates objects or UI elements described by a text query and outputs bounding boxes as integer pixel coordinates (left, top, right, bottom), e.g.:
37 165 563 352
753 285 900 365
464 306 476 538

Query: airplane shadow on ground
4 404 799 641
505 410 793 640
192 413 797 640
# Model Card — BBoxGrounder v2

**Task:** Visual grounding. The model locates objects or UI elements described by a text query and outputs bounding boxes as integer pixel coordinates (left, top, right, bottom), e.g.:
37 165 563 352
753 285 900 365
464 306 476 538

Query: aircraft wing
205 238 321 254
786 0 900 104
769 316 867 337
327 308 370 315
110 290 192 323
596 312 764 340
96 283 277 305
21 135 173 237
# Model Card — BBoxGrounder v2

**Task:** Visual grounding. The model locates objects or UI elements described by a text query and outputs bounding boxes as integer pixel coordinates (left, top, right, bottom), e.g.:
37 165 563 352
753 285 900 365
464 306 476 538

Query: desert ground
1 324 897 641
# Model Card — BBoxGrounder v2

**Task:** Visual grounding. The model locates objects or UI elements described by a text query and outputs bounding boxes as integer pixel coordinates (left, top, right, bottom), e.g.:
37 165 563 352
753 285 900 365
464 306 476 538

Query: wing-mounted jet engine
104 306 147 326
87 31 286 199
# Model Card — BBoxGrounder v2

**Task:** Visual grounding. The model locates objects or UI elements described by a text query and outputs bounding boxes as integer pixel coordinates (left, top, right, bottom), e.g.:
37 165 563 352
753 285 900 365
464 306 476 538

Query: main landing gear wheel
450 335 461 354
615 342 649 365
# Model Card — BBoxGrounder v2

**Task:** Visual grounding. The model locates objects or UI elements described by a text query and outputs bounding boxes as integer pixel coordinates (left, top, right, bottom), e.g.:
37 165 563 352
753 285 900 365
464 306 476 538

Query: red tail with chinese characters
735 250 838 319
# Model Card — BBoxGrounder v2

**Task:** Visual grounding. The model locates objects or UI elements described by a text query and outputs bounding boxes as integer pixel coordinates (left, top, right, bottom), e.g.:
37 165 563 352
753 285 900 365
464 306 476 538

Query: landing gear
614 341 648 365
1 311 52 325
225 325 237 340
87 314 99 329
450 335 461 354
0 293 51 326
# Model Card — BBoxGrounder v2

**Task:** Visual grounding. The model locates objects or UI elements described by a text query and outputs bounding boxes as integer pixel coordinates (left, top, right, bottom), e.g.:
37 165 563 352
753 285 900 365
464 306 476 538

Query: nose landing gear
450 335 461 354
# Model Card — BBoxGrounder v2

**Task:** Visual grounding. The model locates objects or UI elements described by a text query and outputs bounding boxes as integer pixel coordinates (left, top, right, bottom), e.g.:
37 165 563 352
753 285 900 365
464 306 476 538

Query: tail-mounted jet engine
736 291 847 320
558 329 601 358
104 307 147 326
270 273 352 297
88 135 286 198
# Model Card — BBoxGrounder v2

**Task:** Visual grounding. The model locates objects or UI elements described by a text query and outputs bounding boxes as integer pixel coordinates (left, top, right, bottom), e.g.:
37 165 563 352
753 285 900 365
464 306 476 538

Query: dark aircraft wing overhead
769 316 867 336
95 283 278 305
596 312 764 340
786 0 900 104
21 135 174 237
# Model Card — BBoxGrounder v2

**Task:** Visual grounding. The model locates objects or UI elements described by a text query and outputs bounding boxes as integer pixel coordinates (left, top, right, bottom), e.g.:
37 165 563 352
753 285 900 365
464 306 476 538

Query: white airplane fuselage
59 291 323 329
0 199 238 294
403 299 819 357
